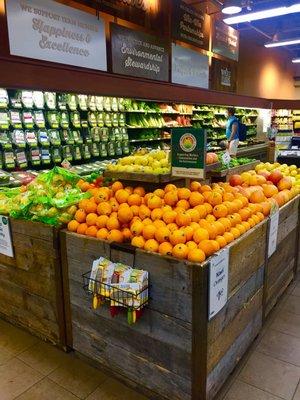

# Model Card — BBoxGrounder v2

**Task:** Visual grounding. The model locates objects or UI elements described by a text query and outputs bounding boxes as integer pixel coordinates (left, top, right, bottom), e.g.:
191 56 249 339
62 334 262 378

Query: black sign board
210 58 237 93
172 0 209 50
212 20 239 61
110 23 169 82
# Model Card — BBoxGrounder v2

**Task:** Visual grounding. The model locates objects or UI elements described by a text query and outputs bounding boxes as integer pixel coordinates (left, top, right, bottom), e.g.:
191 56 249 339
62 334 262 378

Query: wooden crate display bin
0 219 66 347
263 196 300 318
61 220 267 400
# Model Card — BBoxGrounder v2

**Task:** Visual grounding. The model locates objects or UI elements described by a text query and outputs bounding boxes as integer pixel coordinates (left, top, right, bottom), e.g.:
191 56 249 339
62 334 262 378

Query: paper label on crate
222 152 231 166
0 216 14 258
268 210 279 258
209 247 229 320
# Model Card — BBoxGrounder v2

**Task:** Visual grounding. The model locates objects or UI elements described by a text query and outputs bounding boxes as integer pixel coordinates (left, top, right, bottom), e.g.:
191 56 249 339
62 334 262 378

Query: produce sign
6 0 107 71
212 20 239 61
111 23 169 82
0 216 14 258
172 0 209 50
171 128 206 179
172 44 209 89
210 58 237 93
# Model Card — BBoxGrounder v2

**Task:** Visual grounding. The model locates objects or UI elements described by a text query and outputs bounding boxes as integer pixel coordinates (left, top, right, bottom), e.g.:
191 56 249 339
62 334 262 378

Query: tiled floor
0 277 300 400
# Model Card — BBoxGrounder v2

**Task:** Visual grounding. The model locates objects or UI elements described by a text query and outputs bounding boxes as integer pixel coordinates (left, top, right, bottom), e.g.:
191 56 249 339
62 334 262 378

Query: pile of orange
67 179 269 263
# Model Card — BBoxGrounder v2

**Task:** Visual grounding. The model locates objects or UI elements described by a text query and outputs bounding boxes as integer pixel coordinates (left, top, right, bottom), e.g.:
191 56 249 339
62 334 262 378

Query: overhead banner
111 23 169 82
210 58 237 93
172 1 210 50
172 44 209 89
212 20 239 61
5 0 107 71
171 128 206 179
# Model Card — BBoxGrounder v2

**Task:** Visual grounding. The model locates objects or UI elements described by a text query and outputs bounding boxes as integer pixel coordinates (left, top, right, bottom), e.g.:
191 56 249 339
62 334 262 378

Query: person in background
226 107 239 157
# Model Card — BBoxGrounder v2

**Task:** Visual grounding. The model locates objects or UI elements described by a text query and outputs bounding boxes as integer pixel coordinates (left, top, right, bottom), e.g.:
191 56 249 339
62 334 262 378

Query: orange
106 217 120 230
131 236 145 249
162 205 172 213
239 208 251 221
230 227 240 239
213 204 228 218
186 241 198 250
122 228 133 242
144 239 159 253
85 201 97 214
211 240 220 252
202 191 212 202
203 202 213 214
164 190 178 207
97 228 108 240
97 202 112 216
176 212 192 227
94 188 110 204
198 240 216 257
154 189 165 198
130 205 140 216
142 224 157 240
107 229 123 243
232 213 242 225
206 224 218 240
252 214 260 225
133 186 146 197
236 194 249 208
232 199 243 211
223 201 235 215
183 226 194 241
249 190 265 204
142 217 152 226
164 183 177 193
228 214 237 227
193 228 209 244
190 222 200 231
207 191 223 206
177 188 191 200
177 199 190 210
213 221 225 236
247 217 255 228
75 209 86 223
111 181 123 192
159 242 173 256
167 223 178 232
172 243 189 260
170 229 187 245
127 194 142 206
187 248 206 263
68 220 79 232
174 206 186 214
147 195 162 210
206 215 216 223
80 182 91 192
155 227 170 243
189 192 204 207
79 198 89 211
124 186 134 194
139 205 151 220
200 185 212 193
216 235 227 248
223 192 235 202
163 210 177 224
96 215 109 228
115 189 129 204
190 181 202 192
151 209 163 221
130 220 144 235
194 204 207 219
77 223 88 235
109 198 119 212
223 231 234 243
86 213 98 226
118 207 133 224
247 204 257 215
153 220 166 229
145 193 153 204
236 223 246 235
256 212 265 222
186 209 200 223
86 226 98 237
241 221 251 231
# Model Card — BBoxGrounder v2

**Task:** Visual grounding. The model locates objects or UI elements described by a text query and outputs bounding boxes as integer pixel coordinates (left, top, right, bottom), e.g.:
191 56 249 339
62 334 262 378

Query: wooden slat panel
277 209 299 246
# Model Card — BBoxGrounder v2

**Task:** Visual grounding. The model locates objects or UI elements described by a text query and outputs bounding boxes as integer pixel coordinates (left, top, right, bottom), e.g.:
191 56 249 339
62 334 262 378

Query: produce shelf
103 170 172 183
129 138 170 143
208 160 260 178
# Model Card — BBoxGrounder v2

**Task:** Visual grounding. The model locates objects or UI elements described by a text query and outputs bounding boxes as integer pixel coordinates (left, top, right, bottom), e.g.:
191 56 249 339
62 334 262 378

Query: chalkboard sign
172 44 209 89
210 58 237 93
110 23 169 82
172 0 209 50
212 20 239 61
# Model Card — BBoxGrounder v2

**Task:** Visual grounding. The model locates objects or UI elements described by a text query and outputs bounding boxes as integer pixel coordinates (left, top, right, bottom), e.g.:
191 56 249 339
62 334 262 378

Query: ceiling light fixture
224 3 300 24
222 0 242 15
265 38 300 48
292 58 300 63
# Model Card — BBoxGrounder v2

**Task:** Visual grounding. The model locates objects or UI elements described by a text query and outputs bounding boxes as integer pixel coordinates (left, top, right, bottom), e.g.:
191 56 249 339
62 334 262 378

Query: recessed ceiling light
265 38 300 48
224 3 300 24
292 58 300 63
222 0 242 15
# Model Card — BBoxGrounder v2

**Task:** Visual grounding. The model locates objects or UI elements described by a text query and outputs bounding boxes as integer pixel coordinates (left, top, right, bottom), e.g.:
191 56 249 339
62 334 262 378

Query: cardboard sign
268 210 279 258
209 248 229 320
172 1 210 50
111 23 169 82
171 128 206 179
0 216 14 258
171 44 209 89
6 0 107 71
212 20 239 61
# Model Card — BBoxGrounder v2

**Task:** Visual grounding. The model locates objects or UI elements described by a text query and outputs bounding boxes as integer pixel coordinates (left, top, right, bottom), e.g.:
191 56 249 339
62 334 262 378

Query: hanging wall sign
5 0 107 71
111 23 169 82
172 1 210 50
212 20 239 61
210 58 237 93
171 128 206 179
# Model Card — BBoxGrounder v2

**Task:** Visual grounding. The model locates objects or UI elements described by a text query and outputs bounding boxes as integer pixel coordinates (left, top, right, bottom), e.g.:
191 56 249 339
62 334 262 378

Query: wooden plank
278 196 300 226
10 218 56 245
207 312 262 400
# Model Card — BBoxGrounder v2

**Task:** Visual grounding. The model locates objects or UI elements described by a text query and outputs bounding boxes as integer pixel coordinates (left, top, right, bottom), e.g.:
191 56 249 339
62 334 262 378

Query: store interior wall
237 36 297 100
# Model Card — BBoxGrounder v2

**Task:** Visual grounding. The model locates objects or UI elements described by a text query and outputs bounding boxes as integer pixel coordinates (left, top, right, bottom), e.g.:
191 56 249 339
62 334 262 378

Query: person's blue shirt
226 116 239 140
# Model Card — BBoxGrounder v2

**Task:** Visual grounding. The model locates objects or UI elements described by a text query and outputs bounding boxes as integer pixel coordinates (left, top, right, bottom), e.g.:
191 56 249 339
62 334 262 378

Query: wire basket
82 271 149 311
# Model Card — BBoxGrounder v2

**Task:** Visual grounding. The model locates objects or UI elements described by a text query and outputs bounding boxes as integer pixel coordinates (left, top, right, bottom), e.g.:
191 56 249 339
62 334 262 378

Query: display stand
209 160 260 182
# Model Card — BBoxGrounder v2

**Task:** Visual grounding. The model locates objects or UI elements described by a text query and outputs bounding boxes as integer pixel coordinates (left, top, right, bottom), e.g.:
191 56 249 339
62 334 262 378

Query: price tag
0 216 14 258
222 152 231 166
209 247 229 320
268 210 279 258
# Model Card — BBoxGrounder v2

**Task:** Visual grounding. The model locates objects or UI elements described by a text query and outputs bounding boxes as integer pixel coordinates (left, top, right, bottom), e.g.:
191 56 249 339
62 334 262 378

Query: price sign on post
268 209 279 258
0 216 14 258
209 248 229 320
